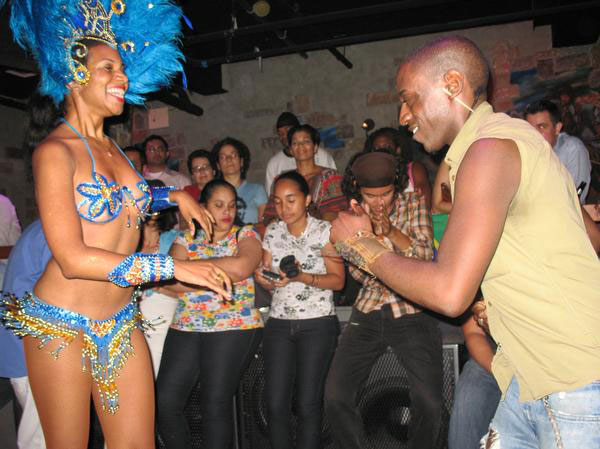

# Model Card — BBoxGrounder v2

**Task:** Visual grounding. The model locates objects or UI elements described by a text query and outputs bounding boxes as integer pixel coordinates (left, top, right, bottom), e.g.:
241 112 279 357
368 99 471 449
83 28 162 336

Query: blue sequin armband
108 253 175 287
150 186 178 212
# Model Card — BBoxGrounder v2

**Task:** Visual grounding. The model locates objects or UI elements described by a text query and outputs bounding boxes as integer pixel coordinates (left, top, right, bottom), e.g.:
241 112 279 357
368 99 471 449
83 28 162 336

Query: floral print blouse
171 224 264 332
262 216 335 319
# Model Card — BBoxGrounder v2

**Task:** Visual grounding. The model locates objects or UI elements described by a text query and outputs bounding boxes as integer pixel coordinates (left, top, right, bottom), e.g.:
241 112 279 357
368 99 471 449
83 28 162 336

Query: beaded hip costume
2 292 146 413
0 0 187 414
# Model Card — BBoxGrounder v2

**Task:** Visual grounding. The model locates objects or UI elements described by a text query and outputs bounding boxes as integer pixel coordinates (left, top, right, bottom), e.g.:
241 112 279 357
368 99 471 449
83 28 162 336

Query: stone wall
130 21 557 188
2 20 599 227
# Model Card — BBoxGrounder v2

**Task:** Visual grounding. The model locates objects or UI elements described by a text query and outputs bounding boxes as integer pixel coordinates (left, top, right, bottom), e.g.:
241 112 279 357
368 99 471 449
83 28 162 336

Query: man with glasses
143 134 191 190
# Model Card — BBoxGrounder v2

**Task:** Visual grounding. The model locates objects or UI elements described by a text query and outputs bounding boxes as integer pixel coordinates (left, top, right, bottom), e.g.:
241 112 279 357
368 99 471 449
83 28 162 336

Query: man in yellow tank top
330 36 600 448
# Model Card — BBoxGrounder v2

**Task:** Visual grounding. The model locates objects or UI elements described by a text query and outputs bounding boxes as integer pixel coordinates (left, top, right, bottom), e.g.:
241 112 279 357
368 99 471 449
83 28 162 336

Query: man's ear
555 121 563 135
305 194 312 207
442 69 466 99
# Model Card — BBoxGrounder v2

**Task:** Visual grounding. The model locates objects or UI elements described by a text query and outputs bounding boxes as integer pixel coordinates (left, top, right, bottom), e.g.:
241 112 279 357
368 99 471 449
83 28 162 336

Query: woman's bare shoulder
33 126 80 163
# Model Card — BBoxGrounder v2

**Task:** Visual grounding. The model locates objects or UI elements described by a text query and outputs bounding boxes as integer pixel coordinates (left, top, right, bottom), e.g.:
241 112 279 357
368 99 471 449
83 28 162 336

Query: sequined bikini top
62 119 151 228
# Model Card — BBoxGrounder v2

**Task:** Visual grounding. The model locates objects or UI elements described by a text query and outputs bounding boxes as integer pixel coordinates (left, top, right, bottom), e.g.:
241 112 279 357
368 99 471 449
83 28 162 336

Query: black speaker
237 342 459 449
236 345 335 449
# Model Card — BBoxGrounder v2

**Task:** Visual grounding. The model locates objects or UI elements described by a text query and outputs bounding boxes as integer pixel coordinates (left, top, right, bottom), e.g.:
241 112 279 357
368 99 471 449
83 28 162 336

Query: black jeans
155 327 263 449
263 316 339 449
325 308 443 449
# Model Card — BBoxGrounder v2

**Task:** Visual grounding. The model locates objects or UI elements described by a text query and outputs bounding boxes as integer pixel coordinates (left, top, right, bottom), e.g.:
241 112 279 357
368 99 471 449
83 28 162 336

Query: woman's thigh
93 329 156 449
295 318 338 406
156 328 203 409
198 329 262 403
24 333 93 449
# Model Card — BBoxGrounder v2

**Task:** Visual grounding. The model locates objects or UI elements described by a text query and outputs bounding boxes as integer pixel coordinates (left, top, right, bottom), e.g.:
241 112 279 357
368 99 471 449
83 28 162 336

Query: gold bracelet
334 230 393 275
311 274 316 286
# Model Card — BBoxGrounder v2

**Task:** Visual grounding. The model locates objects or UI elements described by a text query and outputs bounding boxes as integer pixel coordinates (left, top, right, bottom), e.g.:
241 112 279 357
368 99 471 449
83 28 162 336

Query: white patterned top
262 216 335 319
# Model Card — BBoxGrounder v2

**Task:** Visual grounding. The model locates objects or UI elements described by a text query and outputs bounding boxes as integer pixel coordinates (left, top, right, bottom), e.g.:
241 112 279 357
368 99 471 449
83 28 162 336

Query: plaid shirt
351 191 433 318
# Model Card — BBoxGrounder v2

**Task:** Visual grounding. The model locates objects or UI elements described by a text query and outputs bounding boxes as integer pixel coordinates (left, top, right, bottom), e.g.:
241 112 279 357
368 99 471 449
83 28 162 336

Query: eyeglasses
291 140 313 147
219 152 240 161
191 165 212 173
147 146 166 153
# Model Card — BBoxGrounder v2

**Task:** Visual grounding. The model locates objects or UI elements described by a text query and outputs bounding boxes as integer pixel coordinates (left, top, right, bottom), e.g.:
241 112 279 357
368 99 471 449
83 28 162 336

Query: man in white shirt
525 100 592 203
264 112 336 194
142 134 191 190
0 193 21 301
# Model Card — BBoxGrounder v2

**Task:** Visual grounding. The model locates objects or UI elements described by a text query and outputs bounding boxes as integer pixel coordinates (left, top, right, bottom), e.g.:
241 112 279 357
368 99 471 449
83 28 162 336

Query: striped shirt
351 191 433 318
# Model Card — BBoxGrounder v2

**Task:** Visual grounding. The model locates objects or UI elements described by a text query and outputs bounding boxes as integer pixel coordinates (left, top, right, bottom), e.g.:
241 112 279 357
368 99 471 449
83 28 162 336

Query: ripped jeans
481 377 600 449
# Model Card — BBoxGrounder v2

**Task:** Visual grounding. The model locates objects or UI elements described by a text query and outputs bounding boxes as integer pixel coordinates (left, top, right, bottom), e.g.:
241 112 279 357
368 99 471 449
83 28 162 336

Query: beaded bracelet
108 253 175 287
150 186 178 212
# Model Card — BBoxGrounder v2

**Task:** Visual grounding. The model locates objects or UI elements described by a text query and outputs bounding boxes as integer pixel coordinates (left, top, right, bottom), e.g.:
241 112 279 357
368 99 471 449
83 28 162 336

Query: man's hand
330 199 373 244
441 182 452 203
471 300 490 334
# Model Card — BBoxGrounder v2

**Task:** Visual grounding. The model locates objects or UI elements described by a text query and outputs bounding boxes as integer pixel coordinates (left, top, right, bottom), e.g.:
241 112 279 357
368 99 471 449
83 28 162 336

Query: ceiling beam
233 0 308 60
187 1 600 67
184 0 457 46
272 0 352 69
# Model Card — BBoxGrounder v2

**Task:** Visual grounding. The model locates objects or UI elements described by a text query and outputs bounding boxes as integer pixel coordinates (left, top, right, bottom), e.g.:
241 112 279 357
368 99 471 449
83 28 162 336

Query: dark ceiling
1 0 600 113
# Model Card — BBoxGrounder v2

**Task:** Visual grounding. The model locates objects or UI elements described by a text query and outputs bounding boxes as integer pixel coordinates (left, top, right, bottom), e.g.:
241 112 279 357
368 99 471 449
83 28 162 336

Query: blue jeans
448 358 501 449
483 377 600 448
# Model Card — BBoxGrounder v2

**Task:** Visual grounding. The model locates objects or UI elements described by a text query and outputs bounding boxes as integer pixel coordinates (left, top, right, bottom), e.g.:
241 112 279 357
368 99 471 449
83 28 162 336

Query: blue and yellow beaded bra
60 118 152 228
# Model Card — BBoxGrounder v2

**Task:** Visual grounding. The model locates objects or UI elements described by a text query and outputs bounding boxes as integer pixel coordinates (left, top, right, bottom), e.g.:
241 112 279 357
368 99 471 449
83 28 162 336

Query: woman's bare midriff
33 216 142 320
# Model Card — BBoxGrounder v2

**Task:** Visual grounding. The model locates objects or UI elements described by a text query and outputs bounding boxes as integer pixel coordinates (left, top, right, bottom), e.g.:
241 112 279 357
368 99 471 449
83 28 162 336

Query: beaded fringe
1 293 145 414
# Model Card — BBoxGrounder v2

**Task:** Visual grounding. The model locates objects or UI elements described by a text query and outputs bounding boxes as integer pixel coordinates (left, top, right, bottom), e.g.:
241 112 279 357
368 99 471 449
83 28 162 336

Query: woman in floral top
156 179 263 449
255 171 345 449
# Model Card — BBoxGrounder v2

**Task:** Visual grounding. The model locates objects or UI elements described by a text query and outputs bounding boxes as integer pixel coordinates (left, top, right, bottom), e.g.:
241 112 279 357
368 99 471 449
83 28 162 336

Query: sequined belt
1 292 146 414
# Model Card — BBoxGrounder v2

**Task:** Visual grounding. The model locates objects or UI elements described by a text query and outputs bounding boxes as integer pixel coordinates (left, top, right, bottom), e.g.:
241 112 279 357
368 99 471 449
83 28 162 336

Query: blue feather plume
6 0 185 105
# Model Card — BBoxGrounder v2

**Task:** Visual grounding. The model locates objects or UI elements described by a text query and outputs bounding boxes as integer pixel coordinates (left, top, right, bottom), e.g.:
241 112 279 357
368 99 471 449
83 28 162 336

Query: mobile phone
262 270 282 281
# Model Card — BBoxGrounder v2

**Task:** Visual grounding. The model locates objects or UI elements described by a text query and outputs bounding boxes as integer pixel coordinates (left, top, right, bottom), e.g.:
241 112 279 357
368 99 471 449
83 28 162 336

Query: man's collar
446 101 493 166
144 165 168 175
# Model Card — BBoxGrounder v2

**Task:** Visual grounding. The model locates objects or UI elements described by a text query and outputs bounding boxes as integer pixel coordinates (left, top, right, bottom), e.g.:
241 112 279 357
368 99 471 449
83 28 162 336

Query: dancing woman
1 1 230 448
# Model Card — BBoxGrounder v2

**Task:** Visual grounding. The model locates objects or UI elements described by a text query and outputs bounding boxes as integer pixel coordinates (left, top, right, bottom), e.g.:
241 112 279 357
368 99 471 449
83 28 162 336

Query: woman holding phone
255 171 344 449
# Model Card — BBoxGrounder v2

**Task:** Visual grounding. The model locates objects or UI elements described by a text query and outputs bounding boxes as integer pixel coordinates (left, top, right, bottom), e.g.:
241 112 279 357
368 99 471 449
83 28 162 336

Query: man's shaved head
405 36 490 99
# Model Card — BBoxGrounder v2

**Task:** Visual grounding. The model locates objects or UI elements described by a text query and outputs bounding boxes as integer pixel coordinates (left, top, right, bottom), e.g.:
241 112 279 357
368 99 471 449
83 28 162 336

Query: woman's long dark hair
200 179 244 228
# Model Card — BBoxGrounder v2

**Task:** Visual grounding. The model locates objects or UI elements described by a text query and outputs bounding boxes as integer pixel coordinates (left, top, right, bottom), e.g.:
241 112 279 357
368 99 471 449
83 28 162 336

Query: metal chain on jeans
543 396 564 449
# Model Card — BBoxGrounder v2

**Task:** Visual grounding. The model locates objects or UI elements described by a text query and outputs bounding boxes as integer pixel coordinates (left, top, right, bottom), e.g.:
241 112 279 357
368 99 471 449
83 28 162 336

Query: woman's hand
174 259 232 300
369 210 392 237
170 190 215 238
253 265 274 291
271 269 293 289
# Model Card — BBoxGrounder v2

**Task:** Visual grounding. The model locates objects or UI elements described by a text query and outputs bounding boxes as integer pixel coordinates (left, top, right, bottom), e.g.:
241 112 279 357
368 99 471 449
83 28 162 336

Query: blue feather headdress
4 0 185 105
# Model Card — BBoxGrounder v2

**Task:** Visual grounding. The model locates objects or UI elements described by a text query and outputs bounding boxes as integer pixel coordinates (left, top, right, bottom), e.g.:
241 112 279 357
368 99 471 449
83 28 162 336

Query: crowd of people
0 1 599 449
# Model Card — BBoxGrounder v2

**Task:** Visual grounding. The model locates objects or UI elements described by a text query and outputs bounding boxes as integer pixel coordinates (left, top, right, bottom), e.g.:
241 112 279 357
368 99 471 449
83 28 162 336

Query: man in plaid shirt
325 151 443 449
